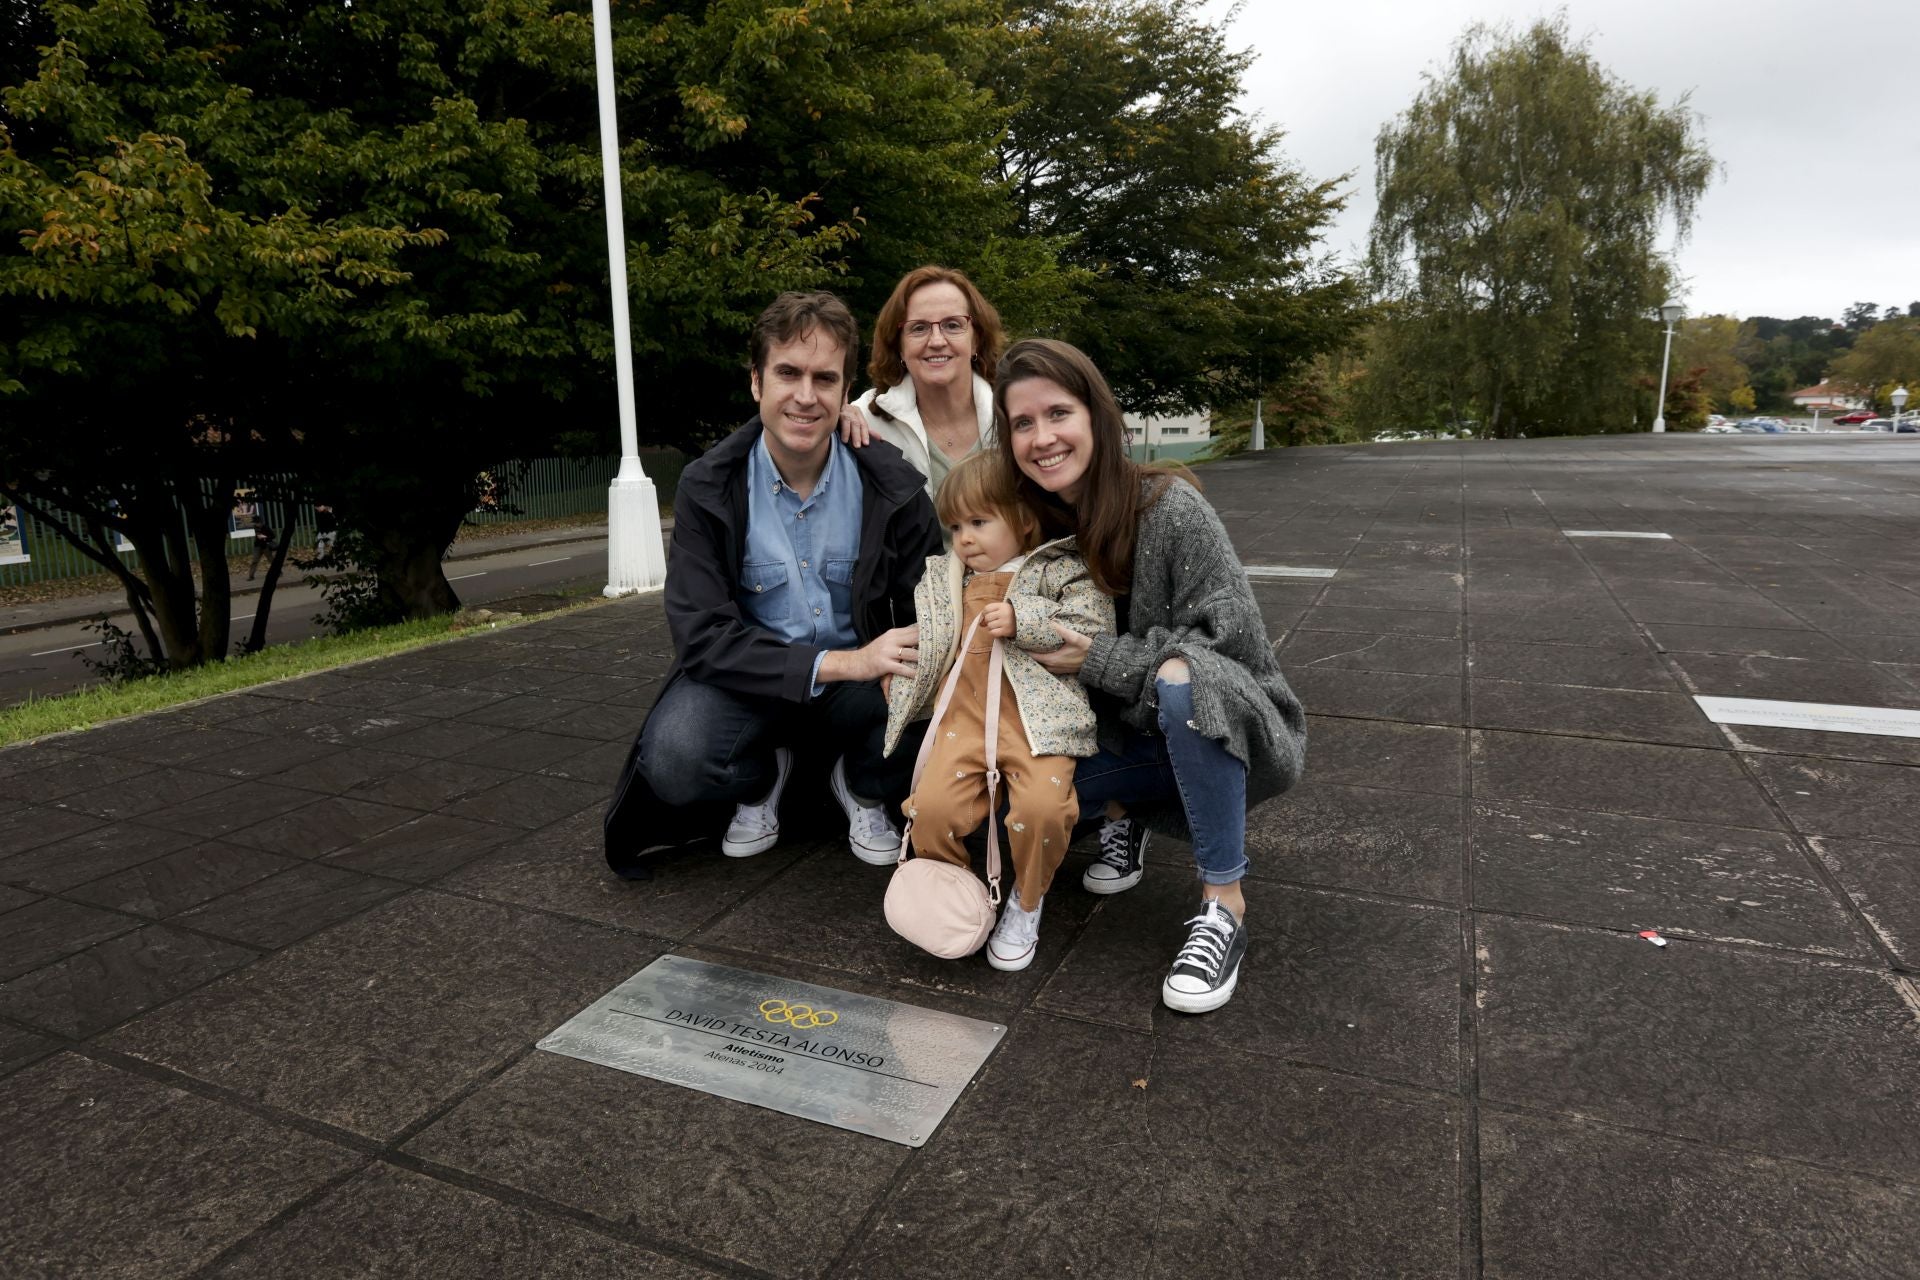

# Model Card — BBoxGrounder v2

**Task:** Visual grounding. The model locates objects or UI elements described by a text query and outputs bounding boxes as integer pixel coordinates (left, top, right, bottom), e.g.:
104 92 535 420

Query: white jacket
852 373 996 500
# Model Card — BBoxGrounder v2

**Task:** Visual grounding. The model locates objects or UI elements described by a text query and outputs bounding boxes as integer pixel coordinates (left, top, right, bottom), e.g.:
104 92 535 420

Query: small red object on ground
1638 930 1668 947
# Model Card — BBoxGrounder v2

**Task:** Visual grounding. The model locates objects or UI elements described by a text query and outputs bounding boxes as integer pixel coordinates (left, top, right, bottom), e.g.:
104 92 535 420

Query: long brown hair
992 338 1195 595
868 265 1007 390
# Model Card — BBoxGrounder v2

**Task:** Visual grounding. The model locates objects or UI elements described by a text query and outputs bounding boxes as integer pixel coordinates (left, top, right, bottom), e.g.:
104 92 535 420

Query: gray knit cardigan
1077 478 1307 819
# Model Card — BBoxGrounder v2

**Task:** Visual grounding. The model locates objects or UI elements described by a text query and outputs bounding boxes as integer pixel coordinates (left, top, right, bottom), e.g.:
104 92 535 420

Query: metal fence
0 453 672 589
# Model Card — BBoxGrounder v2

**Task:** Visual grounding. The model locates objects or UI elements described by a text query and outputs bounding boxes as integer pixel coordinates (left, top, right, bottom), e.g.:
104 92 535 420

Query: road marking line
448 572 487 581
527 557 572 567
31 642 100 656
1244 565 1337 579
231 613 255 622
1563 530 1673 540
1695 696 1920 739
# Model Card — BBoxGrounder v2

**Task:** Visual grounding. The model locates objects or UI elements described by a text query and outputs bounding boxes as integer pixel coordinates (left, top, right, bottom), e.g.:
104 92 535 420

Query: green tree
2 0 1020 641
1671 315 1753 412
1733 314 1852 411
0 1 437 667
1829 318 1920 407
992 0 1364 418
1366 16 1715 438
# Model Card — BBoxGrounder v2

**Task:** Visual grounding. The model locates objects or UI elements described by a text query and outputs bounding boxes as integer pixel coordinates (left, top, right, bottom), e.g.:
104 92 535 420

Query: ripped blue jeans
1072 678 1249 885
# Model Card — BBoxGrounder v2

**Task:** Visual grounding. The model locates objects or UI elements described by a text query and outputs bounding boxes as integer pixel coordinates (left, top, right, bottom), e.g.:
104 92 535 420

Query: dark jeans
1073 678 1250 885
637 675 914 813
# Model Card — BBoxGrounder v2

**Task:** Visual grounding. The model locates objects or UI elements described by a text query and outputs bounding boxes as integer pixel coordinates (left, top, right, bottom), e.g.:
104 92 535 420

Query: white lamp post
595 0 667 597
1652 300 1683 434
1894 385 1911 435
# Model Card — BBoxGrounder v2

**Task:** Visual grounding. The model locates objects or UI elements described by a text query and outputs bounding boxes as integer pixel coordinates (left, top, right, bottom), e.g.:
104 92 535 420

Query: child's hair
934 453 1040 550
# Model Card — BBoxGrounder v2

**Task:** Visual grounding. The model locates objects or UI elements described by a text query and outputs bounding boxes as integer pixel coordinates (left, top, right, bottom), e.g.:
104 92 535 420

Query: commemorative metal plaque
538 955 1005 1147
1695 695 1920 740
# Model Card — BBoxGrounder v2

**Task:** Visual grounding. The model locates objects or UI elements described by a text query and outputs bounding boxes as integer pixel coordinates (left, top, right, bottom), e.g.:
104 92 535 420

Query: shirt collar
755 431 842 501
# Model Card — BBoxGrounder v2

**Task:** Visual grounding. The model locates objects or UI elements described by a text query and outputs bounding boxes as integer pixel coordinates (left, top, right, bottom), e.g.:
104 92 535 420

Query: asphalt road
0 536 611 708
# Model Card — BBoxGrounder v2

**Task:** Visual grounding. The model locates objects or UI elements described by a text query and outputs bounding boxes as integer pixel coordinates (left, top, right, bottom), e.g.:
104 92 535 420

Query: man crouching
604 291 941 877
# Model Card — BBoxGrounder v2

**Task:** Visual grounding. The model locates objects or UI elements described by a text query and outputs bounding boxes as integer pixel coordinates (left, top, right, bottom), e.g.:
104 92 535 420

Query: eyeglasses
902 315 973 343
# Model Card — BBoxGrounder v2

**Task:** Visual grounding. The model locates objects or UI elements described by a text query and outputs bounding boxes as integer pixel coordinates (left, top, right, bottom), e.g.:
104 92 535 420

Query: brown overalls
903 570 1079 911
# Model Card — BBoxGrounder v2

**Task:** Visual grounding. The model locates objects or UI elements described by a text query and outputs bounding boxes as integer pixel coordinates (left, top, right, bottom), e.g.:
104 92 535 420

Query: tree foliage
1365 16 1715 438
1829 317 1920 407
1670 315 1753 413
2 0 1366 671
993 0 1363 417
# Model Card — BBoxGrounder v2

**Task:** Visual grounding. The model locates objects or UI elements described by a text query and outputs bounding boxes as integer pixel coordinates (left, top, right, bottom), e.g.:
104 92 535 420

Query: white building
1122 409 1211 459
1789 381 1866 413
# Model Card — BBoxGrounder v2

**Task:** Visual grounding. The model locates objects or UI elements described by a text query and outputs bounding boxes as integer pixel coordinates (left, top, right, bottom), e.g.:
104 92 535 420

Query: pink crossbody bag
884 612 1005 958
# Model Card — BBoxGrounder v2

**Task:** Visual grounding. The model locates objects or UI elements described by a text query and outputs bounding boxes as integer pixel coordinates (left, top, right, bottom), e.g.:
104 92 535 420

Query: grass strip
0 605 587 749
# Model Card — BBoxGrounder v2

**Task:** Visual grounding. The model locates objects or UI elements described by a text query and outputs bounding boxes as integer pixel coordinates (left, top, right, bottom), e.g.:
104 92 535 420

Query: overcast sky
1207 0 1920 322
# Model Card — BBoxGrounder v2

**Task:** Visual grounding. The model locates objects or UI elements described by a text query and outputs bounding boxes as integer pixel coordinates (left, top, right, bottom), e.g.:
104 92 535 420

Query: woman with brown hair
840 265 1007 500
995 337 1306 1013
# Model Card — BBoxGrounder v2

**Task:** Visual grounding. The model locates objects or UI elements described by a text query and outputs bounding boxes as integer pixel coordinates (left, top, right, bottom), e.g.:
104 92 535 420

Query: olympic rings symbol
758 999 838 1030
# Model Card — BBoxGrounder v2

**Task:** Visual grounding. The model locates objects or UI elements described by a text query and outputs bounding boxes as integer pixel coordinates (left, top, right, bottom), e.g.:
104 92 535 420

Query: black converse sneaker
1082 815 1149 894
1161 899 1247 1013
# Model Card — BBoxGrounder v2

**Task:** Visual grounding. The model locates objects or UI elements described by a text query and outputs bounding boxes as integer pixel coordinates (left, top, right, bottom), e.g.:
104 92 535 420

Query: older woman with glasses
840 266 1007 500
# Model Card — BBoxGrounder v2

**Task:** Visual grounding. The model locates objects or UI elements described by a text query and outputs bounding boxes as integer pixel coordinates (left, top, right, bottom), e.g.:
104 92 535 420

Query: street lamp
594 0 667 597
1652 300 1683 434
1895 385 1910 435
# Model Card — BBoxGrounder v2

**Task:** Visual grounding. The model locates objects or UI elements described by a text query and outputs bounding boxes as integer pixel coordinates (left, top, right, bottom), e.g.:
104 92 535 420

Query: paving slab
1468 637 1676 690
1470 679 1724 747
1286 665 1465 725
0 1053 363 1278
441 808 807 938
0 923 259 1037
1476 916 1920 1182
1471 729 1781 829
9 434 1920 1274
0 896 140 980
1245 780 1464 900
1472 801 1868 957
171 862 408 948
66 841 297 917
203 1161 720 1279
836 1015 1459 1280
1743 753 1920 843
0 820 201 892
107 890 662 1142
1302 715 1464 795
1809 836 1920 969
1480 1109 1920 1280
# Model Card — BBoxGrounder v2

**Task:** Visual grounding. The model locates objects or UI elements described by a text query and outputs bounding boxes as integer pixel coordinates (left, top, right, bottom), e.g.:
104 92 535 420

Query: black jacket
603 419 941 876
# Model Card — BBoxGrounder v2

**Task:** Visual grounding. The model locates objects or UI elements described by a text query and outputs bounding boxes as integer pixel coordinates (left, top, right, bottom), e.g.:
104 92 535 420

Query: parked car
1736 419 1783 433
1861 419 1894 432
1787 423 1817 433
1701 423 1738 434
1835 409 1878 424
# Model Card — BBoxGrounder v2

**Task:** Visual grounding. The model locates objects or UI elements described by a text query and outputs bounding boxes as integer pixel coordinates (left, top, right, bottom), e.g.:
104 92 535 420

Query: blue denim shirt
742 434 864 695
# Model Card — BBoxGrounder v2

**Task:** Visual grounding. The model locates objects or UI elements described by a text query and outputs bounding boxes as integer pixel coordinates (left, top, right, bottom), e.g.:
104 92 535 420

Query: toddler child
882 452 1114 970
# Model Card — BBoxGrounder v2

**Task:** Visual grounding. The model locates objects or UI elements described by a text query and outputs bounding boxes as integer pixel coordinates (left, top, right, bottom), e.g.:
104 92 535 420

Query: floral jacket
883 535 1115 760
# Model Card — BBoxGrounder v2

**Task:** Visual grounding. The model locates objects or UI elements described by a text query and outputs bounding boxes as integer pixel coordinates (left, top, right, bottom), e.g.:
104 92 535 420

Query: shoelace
996 901 1041 946
733 798 778 831
1097 819 1135 869
849 799 894 841
1172 904 1234 977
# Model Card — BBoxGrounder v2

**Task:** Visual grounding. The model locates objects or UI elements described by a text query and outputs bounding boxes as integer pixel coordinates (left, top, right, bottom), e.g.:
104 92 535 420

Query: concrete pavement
3 432 1919 1278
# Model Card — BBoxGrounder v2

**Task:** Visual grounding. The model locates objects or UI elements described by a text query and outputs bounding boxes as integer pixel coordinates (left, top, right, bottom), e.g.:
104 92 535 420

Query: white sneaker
830 757 899 865
722 747 792 857
987 895 1044 971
